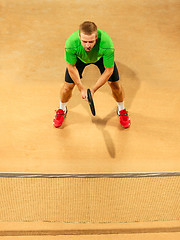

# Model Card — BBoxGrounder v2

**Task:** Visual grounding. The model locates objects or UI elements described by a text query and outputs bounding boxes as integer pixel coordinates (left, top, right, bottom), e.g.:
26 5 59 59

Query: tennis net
0 172 180 223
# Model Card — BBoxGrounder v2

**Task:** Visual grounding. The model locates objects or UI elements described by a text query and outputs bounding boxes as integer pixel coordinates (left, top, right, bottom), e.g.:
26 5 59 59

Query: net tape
0 171 180 178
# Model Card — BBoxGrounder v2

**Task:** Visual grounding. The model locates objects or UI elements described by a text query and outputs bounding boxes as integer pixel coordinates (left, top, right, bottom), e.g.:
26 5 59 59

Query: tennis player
53 21 130 128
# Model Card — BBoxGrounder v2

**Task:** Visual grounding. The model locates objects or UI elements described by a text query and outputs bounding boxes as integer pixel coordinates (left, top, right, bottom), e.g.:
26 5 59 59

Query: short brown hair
79 21 98 36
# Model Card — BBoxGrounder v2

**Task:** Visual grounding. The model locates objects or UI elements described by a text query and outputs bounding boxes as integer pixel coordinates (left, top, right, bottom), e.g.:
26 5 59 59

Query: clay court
0 0 180 239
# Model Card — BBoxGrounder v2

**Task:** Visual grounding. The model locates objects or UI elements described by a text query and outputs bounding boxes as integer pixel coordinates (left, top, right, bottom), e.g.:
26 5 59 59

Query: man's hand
81 88 94 101
81 88 88 101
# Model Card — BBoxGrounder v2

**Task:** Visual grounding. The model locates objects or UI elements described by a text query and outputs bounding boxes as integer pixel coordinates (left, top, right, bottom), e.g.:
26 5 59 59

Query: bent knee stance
108 81 122 91
63 83 75 93
108 81 124 101
61 83 75 102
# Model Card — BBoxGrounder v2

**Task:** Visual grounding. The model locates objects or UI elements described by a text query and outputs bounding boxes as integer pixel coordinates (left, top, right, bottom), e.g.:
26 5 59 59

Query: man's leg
53 82 75 128
108 80 124 103
108 80 130 128
53 59 88 128
107 73 130 129
60 82 75 104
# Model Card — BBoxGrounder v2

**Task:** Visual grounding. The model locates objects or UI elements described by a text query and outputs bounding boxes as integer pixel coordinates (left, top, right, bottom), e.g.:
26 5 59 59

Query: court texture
0 0 180 239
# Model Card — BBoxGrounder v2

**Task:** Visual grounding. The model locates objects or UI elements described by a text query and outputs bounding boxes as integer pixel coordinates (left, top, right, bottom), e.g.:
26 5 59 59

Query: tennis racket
87 89 96 116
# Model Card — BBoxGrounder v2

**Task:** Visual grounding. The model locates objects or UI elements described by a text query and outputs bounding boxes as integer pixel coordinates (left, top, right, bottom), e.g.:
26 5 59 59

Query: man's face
79 32 97 51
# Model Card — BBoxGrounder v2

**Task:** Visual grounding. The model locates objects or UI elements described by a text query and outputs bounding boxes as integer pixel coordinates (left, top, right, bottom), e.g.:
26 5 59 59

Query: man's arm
67 63 87 100
91 66 114 94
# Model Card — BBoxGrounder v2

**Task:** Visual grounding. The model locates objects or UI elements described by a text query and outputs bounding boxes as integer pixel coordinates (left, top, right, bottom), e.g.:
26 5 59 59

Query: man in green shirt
53 21 130 128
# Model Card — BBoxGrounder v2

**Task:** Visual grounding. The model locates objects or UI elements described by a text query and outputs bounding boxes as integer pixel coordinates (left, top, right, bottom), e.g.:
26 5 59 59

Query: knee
63 83 75 93
108 81 122 91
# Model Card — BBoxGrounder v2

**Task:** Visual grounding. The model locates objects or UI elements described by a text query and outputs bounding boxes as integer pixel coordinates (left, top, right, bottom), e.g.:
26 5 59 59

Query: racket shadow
91 111 116 158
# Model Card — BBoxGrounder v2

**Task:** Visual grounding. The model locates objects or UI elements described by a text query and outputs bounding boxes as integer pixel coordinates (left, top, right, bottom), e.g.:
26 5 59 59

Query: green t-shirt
65 29 114 68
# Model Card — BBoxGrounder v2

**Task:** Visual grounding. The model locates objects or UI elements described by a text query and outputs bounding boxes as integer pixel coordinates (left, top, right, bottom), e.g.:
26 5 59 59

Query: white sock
59 102 67 112
117 101 125 112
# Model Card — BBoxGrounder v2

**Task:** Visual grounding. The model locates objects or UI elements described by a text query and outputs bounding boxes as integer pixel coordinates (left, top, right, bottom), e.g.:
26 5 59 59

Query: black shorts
65 57 119 83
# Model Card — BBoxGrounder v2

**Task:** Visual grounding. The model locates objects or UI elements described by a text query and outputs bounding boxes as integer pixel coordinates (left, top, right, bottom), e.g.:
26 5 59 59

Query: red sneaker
117 108 131 128
53 108 67 128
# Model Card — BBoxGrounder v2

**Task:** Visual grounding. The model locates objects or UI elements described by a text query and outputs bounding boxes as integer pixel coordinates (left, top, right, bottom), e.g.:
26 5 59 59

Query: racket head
87 89 96 116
